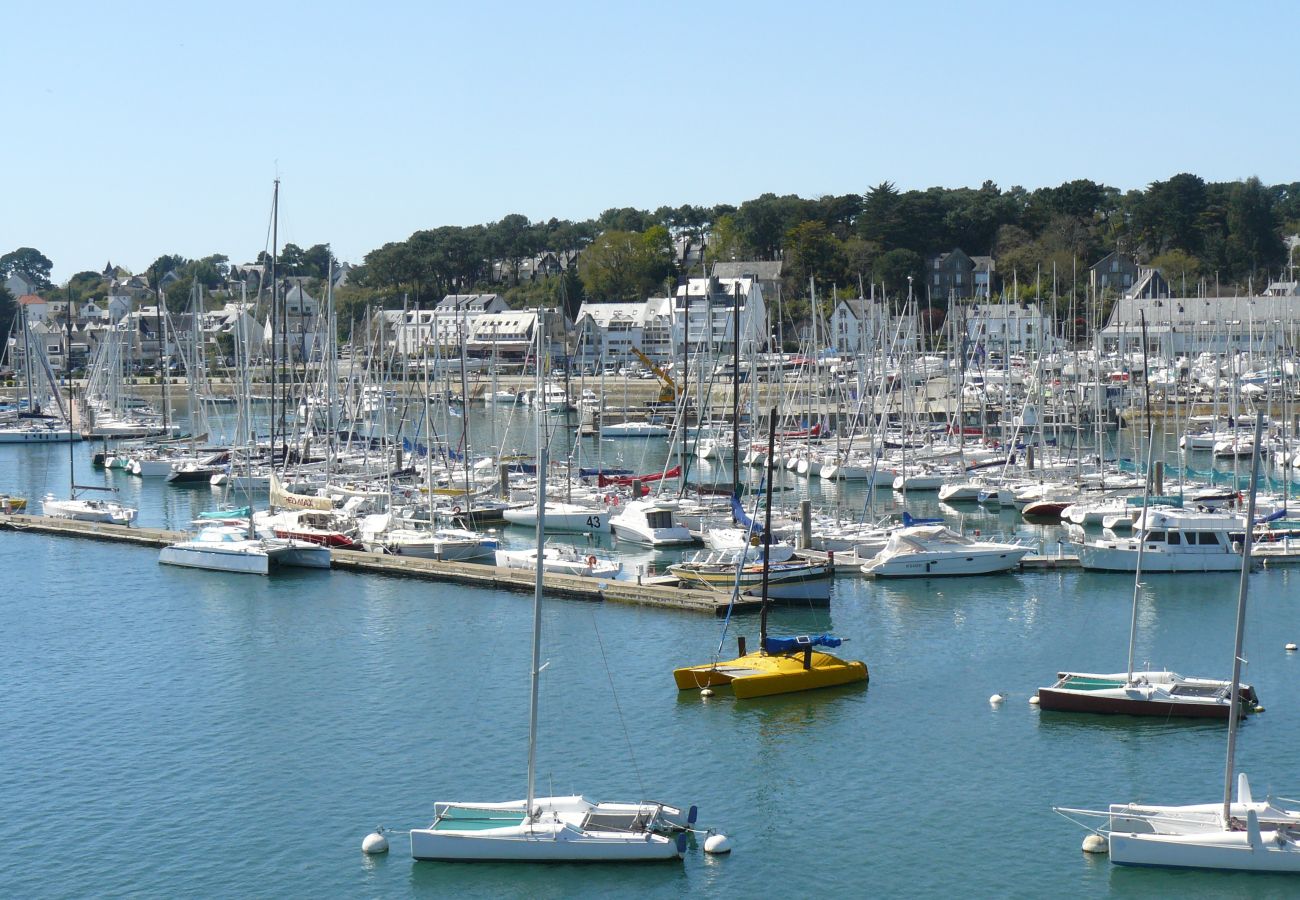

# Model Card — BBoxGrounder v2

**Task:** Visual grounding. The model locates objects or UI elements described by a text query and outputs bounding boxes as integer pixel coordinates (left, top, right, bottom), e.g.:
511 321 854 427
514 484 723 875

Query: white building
964 301 1056 354
467 308 568 364
573 297 673 366
1101 294 1300 356
673 276 767 360
391 294 509 356
828 297 916 354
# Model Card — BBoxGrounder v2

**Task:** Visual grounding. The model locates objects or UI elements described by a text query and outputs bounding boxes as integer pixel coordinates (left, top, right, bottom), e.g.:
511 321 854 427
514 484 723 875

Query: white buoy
362 830 389 854
700 688 714 698
703 833 732 854
989 693 1005 706
1082 834 1108 854
1286 643 1297 652
1028 695 1041 706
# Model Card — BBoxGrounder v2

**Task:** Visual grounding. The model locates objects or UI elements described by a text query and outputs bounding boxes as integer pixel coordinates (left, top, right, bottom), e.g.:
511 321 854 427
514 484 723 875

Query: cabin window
1167 532 1181 545
1145 530 1166 543
646 510 673 530
1199 532 1220 545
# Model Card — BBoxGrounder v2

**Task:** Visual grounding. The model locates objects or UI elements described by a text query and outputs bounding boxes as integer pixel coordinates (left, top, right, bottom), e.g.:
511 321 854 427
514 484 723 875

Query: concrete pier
0 513 752 615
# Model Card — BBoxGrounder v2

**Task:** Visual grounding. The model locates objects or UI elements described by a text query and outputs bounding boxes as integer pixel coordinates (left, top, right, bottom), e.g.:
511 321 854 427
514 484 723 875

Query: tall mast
758 405 777 651
525 315 547 818
1223 417 1263 824
269 178 280 463
731 282 740 499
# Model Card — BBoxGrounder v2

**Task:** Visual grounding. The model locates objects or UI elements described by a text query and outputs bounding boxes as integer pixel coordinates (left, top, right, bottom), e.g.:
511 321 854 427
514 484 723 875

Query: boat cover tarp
901 511 944 527
580 467 632 478
764 634 843 653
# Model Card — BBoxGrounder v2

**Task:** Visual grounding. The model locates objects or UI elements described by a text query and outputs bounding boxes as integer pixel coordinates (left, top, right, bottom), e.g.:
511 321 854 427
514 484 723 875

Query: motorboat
503 500 610 534
609 499 695 546
1074 509 1242 572
860 525 1031 577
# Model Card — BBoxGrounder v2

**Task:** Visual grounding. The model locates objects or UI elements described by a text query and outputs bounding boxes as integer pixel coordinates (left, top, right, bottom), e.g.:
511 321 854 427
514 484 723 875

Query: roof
711 261 782 281
17 294 45 305
436 293 503 312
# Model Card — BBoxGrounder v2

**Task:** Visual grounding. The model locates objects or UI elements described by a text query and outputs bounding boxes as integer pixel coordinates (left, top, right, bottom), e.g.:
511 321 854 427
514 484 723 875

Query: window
933 274 941 285
934 259 941 270
1111 260 1119 273
1199 532 1221 545
1167 532 1181 545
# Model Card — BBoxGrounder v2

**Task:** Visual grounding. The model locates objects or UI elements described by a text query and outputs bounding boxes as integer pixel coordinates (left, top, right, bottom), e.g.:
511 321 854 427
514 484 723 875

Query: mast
269 178 280 464
1223 417 1263 824
1126 312 1156 684
525 316 547 818
731 282 740 499
758 405 777 652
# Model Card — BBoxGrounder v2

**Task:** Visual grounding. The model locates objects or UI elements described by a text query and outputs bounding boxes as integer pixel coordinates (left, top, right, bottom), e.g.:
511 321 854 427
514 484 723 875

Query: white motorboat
41 493 137 525
609 499 695 546
1074 509 1242 572
503 500 610 534
495 545 621 579
860 525 1031 577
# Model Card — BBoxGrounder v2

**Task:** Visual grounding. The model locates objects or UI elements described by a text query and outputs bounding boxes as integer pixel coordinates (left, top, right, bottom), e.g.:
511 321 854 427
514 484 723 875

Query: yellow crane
631 347 679 404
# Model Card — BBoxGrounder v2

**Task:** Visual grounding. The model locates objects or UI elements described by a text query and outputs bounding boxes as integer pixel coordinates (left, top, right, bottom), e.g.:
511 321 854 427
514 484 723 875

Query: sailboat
672 408 868 699
409 315 692 863
41 304 137 525
1037 420 1259 719
1054 422 1300 872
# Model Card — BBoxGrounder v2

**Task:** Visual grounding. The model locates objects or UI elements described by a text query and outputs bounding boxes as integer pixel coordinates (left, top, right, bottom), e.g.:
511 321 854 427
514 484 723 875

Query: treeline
339 174 1299 323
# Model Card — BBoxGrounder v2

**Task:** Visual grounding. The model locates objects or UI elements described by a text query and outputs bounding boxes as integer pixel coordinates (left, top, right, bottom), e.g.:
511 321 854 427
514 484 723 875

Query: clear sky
6 0 1297 282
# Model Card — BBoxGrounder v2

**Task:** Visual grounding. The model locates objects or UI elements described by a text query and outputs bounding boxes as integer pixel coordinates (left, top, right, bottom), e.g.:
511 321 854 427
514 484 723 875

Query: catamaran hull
1036 689 1237 719
159 545 272 575
1109 830 1300 871
409 829 681 862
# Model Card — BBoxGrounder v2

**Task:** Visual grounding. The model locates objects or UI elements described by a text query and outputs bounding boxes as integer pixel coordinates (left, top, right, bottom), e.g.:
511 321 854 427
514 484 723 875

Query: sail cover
731 494 763 535
763 634 843 653
270 473 333 511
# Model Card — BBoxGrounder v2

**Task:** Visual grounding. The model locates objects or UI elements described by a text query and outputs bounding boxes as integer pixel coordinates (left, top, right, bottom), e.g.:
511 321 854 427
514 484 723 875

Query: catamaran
672 409 867 698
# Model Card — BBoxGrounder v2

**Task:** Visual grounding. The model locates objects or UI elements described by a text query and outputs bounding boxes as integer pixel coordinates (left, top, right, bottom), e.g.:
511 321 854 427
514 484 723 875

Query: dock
0 514 752 616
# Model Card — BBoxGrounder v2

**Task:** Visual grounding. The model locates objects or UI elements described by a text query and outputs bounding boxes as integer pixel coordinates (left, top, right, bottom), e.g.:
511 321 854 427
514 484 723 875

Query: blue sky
6 1 1297 282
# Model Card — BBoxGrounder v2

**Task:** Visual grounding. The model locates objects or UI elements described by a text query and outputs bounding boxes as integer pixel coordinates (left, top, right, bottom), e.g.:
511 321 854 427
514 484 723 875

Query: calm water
4 414 1300 898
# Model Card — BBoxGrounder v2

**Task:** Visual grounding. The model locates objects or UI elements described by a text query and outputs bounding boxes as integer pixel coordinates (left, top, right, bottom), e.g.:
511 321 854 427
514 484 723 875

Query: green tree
874 248 925 304
0 247 54 288
1150 249 1202 288
783 221 847 295
578 228 675 301
1225 176 1285 279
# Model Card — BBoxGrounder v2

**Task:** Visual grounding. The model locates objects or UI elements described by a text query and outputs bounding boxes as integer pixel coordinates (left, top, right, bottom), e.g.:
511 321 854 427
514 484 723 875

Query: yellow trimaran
673 409 867 698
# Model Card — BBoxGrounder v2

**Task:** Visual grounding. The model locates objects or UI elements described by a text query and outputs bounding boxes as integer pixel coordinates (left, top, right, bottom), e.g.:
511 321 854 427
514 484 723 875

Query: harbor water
4 410 1300 898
